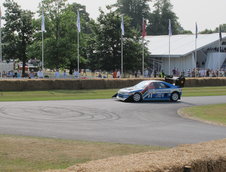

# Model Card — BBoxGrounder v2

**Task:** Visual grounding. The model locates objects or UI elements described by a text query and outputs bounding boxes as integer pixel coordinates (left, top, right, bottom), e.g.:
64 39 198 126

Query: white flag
41 10 45 32
121 16 125 36
168 19 172 36
77 10 81 33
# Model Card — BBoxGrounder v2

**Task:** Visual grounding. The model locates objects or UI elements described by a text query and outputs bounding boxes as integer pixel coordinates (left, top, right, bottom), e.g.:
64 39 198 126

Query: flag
168 19 172 36
219 25 222 41
121 15 125 36
142 18 147 38
195 22 198 38
77 10 81 33
41 9 45 32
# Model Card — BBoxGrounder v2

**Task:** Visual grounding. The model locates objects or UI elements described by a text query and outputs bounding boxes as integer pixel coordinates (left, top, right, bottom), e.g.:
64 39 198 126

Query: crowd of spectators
0 67 226 79
171 68 226 77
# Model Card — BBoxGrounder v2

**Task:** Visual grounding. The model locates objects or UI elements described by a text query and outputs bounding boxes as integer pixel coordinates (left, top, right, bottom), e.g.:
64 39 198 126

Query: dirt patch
45 139 226 172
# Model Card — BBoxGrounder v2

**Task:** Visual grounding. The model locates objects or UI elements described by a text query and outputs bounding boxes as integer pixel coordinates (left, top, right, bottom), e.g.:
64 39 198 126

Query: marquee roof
145 33 226 57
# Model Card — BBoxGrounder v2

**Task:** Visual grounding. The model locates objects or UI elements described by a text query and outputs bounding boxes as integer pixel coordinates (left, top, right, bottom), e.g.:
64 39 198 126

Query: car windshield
134 81 150 89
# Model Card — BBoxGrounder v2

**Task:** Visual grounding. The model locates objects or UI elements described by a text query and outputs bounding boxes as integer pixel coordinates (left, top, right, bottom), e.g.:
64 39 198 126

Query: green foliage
199 24 226 34
113 0 151 30
200 29 214 34
3 0 34 75
29 0 92 73
149 0 184 35
88 9 148 72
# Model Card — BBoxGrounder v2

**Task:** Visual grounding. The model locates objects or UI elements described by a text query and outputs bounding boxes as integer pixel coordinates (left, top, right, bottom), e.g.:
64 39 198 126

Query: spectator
73 70 80 78
113 70 117 78
54 69 60 78
116 70 121 78
29 70 35 79
63 70 67 78
37 69 44 78
144 69 149 78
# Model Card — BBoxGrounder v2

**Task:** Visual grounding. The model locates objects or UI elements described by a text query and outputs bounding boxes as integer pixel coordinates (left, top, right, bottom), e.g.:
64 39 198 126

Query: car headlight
119 92 132 95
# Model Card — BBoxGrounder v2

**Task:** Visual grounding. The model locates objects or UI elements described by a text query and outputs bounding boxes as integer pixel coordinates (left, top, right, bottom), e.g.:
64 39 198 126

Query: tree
148 0 184 35
31 1 92 72
113 0 151 30
38 0 67 69
3 0 34 76
199 24 226 34
88 9 148 73
199 29 214 34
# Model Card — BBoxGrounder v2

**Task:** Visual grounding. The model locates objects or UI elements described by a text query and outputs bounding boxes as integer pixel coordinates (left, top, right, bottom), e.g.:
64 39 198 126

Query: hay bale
0 77 226 91
44 139 226 172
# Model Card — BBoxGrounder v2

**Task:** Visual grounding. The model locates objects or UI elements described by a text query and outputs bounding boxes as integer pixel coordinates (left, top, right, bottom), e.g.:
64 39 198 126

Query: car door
142 82 155 100
152 82 171 99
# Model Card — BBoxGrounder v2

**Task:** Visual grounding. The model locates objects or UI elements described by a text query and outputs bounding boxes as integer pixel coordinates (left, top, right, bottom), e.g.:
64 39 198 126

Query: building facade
146 33 226 76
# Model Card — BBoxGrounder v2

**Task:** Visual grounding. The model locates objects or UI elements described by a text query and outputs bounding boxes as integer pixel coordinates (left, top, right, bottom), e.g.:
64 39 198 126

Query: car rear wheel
133 93 142 102
170 92 179 102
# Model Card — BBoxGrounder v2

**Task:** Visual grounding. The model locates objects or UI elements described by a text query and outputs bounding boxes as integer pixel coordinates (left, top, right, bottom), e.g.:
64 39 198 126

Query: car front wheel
170 92 179 102
133 93 142 102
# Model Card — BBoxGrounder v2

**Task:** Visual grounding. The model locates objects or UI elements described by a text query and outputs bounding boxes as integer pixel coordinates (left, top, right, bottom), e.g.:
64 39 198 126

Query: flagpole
77 29 80 73
121 34 123 78
0 6 2 62
41 6 45 71
218 25 222 72
121 15 124 78
142 37 145 78
76 10 80 73
168 19 172 76
168 35 171 76
142 17 146 78
195 22 198 78
219 25 221 54
42 29 44 70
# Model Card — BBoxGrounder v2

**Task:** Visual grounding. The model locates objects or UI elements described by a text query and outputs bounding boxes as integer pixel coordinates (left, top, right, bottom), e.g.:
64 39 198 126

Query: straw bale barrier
0 77 225 91
46 139 226 172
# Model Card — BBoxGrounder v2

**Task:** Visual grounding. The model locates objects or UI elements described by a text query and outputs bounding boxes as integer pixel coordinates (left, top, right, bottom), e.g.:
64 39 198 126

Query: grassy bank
0 86 226 101
180 103 226 126
0 135 166 172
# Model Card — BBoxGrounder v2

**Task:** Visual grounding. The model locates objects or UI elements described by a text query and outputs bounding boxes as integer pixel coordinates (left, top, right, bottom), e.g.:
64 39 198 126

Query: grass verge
0 135 166 172
182 86 226 97
0 86 226 101
180 103 226 126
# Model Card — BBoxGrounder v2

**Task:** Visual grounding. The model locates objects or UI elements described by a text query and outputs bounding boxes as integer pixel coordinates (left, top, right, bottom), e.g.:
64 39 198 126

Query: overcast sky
1 0 226 32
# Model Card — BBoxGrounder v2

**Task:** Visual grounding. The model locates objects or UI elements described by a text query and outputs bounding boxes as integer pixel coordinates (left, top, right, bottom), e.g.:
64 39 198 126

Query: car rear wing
165 76 185 88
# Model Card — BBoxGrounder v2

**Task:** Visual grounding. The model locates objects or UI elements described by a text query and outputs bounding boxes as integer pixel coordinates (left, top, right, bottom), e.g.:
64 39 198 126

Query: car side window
148 83 155 89
154 82 169 89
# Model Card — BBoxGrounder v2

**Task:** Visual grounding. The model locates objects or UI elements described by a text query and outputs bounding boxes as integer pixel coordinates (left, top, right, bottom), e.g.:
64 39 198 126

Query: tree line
1 0 224 76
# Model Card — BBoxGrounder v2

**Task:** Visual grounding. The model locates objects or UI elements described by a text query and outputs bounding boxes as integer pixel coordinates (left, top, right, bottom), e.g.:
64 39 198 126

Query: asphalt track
0 96 226 147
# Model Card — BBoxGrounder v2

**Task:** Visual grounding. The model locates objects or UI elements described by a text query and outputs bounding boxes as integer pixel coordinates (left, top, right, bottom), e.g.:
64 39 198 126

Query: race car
113 80 183 102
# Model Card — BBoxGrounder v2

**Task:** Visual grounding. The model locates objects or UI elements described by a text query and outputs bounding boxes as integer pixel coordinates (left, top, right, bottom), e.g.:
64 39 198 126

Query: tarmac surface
0 96 226 146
